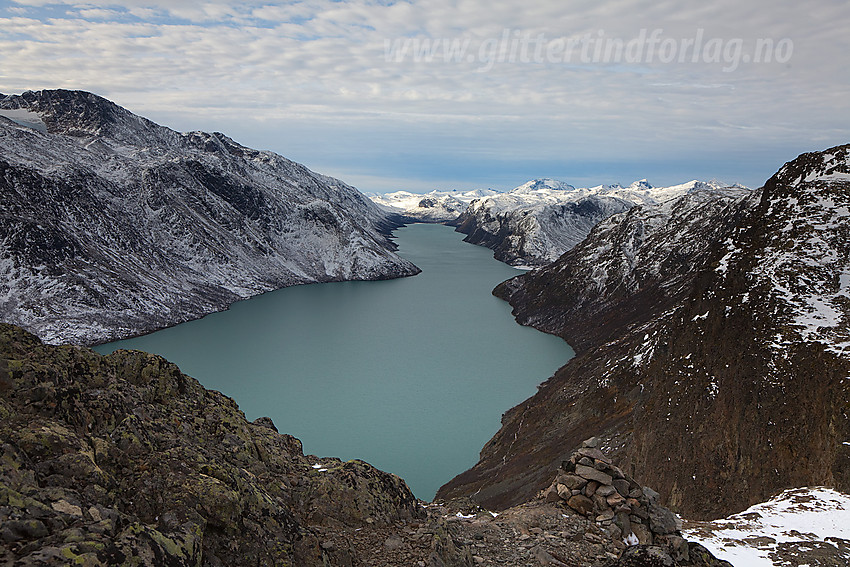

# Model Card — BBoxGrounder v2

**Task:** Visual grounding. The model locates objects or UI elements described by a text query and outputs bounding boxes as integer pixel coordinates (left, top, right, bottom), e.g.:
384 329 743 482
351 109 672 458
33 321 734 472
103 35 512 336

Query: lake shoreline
96 224 574 501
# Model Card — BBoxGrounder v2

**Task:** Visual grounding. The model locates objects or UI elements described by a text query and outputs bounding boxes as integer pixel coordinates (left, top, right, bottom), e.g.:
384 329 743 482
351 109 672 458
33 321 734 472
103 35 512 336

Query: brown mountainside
438 145 850 520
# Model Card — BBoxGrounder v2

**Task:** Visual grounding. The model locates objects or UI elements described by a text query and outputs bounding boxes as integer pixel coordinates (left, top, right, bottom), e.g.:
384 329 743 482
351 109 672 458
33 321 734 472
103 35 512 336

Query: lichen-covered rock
0 323 420 566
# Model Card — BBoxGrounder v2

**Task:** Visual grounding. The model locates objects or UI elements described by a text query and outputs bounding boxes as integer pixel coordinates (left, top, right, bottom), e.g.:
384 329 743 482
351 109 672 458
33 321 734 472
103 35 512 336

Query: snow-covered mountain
439 145 850 521
585 179 737 206
0 90 419 345
369 188 500 222
485 185 753 350
452 178 742 266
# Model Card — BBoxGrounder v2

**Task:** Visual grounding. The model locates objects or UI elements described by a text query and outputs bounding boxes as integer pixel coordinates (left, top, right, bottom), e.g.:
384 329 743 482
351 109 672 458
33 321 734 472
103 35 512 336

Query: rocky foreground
0 323 731 566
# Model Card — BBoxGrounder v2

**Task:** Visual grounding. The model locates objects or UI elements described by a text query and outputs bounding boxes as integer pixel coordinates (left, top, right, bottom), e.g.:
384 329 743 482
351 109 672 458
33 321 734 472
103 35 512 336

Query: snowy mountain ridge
368 188 500 222
0 90 419 345
777 144 850 184
465 178 738 214
722 152 850 358
452 177 747 266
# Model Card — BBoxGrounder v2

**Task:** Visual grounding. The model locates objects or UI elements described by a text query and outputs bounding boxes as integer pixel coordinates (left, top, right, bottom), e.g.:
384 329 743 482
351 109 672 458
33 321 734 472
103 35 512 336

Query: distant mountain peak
626 178 653 190
368 188 501 222
511 178 577 194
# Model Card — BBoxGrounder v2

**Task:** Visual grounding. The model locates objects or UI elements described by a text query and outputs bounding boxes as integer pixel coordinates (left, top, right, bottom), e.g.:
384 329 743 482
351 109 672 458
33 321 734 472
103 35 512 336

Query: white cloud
0 1 848 191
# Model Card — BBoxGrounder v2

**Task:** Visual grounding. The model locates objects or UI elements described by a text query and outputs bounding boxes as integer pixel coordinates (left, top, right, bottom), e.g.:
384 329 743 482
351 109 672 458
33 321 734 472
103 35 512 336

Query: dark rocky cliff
438 146 850 521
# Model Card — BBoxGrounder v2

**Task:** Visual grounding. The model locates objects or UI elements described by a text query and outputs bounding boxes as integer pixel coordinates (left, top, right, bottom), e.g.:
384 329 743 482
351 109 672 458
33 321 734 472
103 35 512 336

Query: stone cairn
542 437 693 563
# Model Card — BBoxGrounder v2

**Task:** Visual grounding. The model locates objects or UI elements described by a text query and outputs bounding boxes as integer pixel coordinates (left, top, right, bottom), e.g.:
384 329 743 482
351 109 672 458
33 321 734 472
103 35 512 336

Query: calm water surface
96 224 573 500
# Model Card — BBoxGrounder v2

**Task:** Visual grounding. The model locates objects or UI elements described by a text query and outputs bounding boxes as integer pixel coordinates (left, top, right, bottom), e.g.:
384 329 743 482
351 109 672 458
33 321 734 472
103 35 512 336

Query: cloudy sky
1 0 848 192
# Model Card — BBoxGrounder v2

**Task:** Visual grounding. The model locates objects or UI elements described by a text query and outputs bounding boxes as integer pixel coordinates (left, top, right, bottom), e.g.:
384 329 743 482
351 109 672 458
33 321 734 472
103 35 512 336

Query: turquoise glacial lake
95 223 574 500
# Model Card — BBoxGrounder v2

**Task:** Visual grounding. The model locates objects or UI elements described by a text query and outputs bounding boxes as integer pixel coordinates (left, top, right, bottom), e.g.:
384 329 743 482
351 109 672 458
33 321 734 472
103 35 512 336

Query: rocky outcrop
0 323 419 565
438 146 850 520
0 89 419 346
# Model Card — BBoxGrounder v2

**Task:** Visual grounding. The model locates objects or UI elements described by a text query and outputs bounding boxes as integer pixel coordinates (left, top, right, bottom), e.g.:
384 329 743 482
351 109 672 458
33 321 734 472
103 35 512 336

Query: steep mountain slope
452 178 740 267
369 188 500 223
494 186 753 352
438 146 850 521
0 90 419 346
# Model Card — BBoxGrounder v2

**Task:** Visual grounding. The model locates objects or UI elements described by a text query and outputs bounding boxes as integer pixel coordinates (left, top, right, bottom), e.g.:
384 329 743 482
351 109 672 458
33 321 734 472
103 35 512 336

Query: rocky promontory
0 323 420 565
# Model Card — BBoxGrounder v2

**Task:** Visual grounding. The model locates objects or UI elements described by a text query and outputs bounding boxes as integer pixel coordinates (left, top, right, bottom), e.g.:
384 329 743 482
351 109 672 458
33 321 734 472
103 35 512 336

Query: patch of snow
805 171 850 183
838 273 850 298
715 239 738 275
683 487 850 567
706 376 719 400
0 108 48 133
